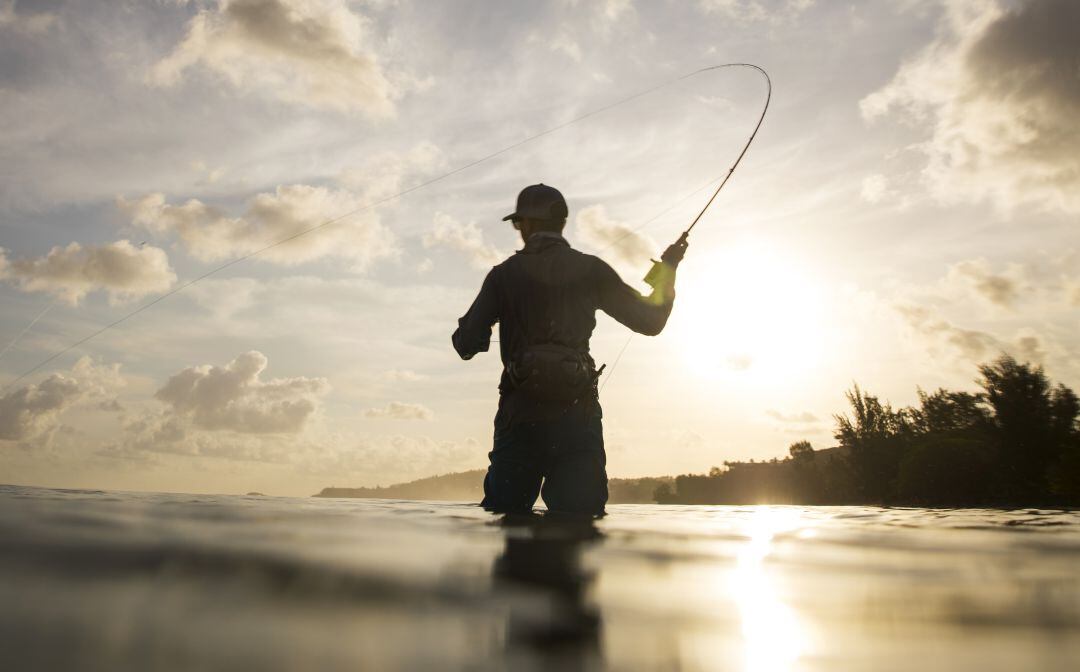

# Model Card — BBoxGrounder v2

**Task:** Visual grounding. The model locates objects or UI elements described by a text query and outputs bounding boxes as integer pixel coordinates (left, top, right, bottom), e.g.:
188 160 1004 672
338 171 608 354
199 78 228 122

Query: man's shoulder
499 244 604 269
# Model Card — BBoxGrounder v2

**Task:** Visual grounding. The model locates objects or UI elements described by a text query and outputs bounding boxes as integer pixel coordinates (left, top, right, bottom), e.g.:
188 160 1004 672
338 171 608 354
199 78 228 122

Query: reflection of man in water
493 514 602 669
453 184 686 515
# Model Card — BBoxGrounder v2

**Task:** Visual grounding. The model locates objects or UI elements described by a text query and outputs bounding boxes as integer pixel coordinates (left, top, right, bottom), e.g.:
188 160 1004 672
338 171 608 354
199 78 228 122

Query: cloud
895 303 1046 365
574 204 656 267
150 0 401 117
364 401 433 421
0 0 58 34
0 374 82 441
337 142 445 201
118 184 397 270
0 357 124 442
946 258 1023 308
538 0 636 63
0 240 176 305
860 173 893 204
155 350 329 434
548 32 583 62
861 0 1080 213
896 303 999 361
313 434 482 482
422 212 505 269
698 0 814 22
765 409 819 424
1013 330 1046 365
382 369 428 383
102 412 309 465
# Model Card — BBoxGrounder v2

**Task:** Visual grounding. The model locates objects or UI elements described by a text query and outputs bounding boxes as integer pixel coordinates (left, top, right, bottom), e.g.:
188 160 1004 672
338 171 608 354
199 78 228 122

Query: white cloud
0 357 125 442
1 240 176 305
574 204 655 267
861 0 1080 213
364 401 433 421
155 350 329 434
150 0 402 117
422 212 505 270
118 184 397 270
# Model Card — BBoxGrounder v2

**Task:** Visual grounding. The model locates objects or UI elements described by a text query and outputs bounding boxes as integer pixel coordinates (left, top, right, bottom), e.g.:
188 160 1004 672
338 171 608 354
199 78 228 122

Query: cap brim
501 213 518 222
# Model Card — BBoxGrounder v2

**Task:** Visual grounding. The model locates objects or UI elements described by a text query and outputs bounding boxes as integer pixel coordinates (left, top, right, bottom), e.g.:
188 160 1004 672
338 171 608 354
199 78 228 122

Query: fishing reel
643 231 689 288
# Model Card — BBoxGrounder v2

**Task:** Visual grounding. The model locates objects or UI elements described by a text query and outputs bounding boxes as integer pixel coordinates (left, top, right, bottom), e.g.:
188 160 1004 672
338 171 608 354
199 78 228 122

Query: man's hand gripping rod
643 230 689 288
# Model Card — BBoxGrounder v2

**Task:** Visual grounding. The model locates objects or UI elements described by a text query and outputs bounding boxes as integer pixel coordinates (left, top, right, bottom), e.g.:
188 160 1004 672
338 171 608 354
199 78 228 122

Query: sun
668 238 826 385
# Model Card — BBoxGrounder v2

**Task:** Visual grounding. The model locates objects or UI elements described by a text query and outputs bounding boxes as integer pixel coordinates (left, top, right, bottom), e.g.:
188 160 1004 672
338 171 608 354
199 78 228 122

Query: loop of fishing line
2 63 771 394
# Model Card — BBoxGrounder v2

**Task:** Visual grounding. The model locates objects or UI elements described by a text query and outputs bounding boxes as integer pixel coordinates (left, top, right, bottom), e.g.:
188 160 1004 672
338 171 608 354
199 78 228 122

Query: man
452 184 687 516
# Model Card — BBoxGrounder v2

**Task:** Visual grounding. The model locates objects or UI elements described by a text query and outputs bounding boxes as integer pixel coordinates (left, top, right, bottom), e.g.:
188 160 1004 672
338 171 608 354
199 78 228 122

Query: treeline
657 355 1080 507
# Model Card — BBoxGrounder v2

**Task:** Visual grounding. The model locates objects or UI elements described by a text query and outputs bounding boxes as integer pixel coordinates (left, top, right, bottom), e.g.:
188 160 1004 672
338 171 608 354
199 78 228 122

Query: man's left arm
452 268 500 360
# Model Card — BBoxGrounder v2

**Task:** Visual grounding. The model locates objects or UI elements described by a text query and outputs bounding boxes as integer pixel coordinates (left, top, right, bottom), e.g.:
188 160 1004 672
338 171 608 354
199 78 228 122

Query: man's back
453 233 675 385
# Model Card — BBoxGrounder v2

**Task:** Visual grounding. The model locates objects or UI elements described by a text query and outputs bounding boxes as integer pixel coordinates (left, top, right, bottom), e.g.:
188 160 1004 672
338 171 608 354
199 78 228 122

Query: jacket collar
520 231 570 254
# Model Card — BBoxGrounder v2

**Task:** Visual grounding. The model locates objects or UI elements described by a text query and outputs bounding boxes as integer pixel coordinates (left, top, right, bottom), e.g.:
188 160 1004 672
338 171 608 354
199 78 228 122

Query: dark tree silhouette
979 356 1078 502
834 385 911 503
655 354 1079 507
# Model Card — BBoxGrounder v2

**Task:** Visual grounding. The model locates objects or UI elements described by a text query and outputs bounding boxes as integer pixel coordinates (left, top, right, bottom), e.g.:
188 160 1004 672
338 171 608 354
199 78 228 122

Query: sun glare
671 239 826 385
729 508 811 672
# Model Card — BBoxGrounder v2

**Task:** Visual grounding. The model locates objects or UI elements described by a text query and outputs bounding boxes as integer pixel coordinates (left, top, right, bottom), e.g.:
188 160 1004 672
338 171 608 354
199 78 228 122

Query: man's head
503 184 567 242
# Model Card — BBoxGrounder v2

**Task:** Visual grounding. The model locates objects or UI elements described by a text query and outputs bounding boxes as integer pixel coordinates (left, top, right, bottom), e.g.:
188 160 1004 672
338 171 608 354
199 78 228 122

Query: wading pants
481 403 608 516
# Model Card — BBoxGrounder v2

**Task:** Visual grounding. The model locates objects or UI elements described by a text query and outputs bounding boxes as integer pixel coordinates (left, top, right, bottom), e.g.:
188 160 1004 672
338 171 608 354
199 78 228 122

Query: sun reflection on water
729 508 810 672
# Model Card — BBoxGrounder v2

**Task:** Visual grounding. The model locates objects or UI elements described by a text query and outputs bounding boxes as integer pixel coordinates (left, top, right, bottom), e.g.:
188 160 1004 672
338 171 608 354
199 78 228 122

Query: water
0 485 1077 671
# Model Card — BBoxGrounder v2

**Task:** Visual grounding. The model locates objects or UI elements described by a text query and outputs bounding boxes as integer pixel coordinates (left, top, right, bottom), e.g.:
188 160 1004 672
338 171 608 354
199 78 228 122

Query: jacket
452 232 675 420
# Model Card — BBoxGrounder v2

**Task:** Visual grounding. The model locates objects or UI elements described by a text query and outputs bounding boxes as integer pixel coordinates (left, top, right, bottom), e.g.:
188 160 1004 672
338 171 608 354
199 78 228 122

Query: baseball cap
501 184 569 222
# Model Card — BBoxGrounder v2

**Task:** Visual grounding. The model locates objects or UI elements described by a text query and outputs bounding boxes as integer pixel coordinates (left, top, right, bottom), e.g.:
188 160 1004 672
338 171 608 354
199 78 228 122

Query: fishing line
2 63 770 394
0 298 55 364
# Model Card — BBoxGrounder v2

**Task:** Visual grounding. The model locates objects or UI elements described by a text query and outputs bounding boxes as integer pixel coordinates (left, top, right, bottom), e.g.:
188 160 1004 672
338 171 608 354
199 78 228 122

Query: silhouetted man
453 184 686 516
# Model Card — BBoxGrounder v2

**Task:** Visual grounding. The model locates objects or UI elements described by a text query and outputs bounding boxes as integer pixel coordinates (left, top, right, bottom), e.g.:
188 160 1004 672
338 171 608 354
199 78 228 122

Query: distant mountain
315 470 674 504
315 470 486 502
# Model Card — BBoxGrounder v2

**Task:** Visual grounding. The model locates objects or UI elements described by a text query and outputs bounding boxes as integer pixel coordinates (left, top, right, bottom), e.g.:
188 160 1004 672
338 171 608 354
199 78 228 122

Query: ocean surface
0 485 1078 671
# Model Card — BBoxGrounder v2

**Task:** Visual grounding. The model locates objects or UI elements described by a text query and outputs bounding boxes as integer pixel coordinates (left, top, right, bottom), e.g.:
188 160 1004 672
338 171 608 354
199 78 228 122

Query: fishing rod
2 63 771 394
605 63 771 392
641 63 771 290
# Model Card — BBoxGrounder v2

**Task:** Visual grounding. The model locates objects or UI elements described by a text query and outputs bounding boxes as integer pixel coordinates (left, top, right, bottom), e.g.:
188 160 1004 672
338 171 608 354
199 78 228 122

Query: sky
1 0 1077 496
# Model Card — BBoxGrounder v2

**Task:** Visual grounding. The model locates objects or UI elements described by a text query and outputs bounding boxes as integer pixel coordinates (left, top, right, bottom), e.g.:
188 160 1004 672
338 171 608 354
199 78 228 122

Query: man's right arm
452 268 500 360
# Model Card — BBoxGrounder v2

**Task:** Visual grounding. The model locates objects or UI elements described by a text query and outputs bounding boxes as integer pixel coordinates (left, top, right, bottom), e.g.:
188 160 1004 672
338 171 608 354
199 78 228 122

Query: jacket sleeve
452 268 500 360
595 259 675 337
